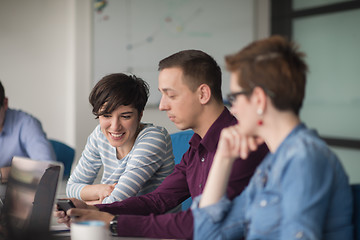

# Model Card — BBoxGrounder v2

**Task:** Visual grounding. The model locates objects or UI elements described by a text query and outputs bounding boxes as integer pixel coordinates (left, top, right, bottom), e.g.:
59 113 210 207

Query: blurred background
0 0 359 183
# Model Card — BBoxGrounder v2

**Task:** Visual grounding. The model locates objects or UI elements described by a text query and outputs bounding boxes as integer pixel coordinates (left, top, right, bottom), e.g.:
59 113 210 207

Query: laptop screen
0 156 63 240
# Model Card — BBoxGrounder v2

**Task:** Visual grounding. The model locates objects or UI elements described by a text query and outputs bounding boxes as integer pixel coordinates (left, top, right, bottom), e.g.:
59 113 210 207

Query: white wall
0 0 76 146
0 0 270 171
73 0 98 163
142 0 271 135
0 0 98 164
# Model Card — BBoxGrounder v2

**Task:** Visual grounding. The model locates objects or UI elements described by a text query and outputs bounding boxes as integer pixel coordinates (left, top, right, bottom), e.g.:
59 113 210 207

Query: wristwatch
109 215 118 236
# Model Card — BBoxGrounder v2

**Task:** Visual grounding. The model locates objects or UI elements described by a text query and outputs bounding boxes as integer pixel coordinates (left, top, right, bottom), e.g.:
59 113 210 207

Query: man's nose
159 96 169 111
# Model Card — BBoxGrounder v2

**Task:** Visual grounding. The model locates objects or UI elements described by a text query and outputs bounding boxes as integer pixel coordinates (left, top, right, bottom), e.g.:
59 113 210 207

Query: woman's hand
95 183 117 202
217 125 263 160
199 125 263 208
80 183 117 203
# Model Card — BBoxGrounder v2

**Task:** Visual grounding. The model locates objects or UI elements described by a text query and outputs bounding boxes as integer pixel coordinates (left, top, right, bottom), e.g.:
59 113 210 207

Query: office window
293 0 351 10
272 0 360 183
293 9 360 139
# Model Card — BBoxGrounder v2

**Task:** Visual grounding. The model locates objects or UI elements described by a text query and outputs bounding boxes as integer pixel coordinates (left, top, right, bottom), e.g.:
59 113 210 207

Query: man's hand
67 208 115 230
54 198 98 227
0 167 11 183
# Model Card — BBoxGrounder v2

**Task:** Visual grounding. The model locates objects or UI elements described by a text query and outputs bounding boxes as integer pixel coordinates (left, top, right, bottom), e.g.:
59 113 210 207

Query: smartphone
56 199 76 213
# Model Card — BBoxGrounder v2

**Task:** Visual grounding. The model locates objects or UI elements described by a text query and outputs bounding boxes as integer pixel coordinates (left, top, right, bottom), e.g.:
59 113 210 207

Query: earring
257 109 263 126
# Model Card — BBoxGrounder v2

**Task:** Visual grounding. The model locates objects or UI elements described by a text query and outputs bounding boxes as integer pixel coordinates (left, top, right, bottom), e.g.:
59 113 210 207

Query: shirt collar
189 107 237 152
1 109 12 135
277 123 306 151
267 123 306 162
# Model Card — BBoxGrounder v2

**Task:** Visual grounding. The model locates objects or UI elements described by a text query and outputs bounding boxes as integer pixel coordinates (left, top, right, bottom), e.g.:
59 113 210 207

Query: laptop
0 156 63 240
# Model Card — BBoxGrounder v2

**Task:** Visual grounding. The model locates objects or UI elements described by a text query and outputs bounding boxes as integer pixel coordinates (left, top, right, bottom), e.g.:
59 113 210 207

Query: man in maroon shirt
56 50 268 239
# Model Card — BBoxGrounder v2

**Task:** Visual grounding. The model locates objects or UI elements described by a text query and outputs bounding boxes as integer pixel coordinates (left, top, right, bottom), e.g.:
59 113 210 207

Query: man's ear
198 84 211 104
3 97 8 110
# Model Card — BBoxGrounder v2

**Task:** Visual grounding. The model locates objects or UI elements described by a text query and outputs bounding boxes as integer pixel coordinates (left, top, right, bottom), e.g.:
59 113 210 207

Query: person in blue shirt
0 81 56 184
192 36 353 239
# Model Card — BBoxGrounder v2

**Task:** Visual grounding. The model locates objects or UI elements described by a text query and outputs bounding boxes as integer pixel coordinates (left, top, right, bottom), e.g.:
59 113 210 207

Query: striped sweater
66 123 174 203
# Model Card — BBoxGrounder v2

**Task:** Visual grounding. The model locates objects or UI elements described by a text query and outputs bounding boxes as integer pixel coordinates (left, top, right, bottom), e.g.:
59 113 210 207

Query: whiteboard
93 0 254 105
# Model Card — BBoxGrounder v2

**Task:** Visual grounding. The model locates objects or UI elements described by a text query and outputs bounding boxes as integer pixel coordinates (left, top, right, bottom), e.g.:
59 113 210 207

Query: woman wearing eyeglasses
192 36 353 239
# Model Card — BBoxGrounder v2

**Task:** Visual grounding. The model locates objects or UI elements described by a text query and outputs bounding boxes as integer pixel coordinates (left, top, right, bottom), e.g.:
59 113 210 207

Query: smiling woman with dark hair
66 73 174 204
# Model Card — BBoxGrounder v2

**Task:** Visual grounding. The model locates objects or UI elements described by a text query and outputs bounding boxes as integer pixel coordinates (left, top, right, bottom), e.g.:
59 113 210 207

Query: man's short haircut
0 81 5 107
225 35 308 115
89 73 149 118
158 49 223 103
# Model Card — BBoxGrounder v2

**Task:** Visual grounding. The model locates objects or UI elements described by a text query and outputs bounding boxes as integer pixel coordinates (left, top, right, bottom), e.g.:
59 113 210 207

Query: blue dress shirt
0 108 56 166
192 123 353 240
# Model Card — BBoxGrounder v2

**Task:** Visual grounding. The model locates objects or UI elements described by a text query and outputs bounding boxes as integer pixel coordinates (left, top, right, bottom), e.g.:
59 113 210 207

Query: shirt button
259 200 267 207
295 231 303 239
261 177 267 183
199 183 202 188
201 157 205 162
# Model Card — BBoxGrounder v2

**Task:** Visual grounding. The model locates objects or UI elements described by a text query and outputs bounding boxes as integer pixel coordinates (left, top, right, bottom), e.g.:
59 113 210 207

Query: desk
53 235 174 240
51 221 178 240
52 231 176 240
52 181 179 240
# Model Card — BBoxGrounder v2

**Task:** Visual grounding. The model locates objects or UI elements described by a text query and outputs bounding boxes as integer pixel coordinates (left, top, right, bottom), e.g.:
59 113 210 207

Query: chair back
50 139 75 178
170 130 193 165
353 184 360 240
170 130 194 211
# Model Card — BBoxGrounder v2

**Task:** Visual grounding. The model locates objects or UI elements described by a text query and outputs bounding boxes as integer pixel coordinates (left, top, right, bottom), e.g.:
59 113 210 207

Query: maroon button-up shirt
96 107 268 239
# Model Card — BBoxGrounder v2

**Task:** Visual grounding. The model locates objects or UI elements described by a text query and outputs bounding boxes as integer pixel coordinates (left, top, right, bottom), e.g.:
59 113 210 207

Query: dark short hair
0 81 5 107
89 73 149 118
225 35 308 115
158 49 223 103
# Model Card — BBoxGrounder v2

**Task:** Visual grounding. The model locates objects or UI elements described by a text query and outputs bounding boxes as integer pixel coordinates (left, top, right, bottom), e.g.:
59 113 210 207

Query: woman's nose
110 117 122 131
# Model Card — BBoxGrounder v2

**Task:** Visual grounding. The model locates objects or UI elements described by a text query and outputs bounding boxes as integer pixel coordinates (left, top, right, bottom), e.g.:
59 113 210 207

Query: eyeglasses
226 91 250 105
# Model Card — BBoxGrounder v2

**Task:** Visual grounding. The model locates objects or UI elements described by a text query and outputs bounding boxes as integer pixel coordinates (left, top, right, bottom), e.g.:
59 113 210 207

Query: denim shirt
192 123 353 240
